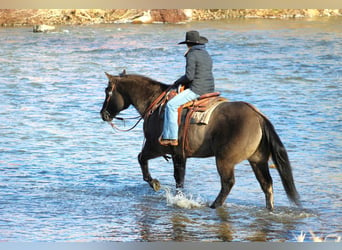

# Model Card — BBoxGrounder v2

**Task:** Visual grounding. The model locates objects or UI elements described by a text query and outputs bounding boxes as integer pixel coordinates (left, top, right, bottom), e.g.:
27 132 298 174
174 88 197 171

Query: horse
100 70 301 210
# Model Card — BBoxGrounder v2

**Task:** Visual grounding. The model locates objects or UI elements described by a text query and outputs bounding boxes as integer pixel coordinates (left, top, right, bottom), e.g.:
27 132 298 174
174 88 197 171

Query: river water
0 17 341 242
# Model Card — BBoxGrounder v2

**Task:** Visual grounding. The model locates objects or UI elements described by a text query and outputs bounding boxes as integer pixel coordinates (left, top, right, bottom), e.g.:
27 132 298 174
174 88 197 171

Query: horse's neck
123 77 166 116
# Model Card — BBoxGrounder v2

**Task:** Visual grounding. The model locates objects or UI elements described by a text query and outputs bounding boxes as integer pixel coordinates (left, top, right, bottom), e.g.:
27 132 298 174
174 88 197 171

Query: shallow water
0 17 341 242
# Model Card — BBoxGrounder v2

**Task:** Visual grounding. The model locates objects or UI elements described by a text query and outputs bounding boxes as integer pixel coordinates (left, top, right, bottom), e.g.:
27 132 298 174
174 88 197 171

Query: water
0 17 341 242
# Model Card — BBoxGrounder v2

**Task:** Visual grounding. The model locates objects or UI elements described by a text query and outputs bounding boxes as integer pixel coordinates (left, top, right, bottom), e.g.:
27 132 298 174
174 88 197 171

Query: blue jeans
162 89 200 140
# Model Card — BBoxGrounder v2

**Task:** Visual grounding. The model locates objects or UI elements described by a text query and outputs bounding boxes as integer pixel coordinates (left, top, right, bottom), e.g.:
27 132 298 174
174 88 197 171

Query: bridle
103 82 116 114
104 80 175 132
103 82 141 132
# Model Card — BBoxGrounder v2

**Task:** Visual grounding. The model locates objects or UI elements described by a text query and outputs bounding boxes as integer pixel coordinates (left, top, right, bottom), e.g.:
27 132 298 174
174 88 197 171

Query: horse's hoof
266 205 274 211
150 179 161 191
209 201 221 209
209 204 217 209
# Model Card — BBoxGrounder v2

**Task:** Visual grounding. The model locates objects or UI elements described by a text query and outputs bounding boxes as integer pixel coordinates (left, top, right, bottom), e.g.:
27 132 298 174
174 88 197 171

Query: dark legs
249 161 274 210
137 139 188 192
138 149 187 191
210 157 236 209
138 152 161 191
172 155 187 188
210 158 274 210
138 144 273 210
139 147 274 210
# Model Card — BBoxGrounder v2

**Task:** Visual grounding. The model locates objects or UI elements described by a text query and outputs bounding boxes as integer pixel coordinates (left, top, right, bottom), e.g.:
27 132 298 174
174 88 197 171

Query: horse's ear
105 72 111 80
119 69 126 77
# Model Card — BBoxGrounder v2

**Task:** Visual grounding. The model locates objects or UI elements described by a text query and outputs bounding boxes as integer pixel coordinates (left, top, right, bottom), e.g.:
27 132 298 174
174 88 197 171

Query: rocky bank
0 9 341 26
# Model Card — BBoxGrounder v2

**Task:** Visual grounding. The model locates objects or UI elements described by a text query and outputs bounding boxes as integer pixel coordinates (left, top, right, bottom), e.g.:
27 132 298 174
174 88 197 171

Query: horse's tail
261 116 301 207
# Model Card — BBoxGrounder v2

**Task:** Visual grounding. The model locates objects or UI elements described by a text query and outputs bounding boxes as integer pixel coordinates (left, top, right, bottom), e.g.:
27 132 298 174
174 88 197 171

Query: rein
107 82 176 132
109 116 143 132
142 84 175 119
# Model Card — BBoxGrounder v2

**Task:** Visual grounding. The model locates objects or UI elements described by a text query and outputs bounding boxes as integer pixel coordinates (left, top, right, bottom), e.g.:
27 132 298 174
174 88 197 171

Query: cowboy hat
178 30 208 45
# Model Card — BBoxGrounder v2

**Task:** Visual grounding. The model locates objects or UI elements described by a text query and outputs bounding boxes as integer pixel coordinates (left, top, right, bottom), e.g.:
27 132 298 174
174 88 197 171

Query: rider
159 30 215 146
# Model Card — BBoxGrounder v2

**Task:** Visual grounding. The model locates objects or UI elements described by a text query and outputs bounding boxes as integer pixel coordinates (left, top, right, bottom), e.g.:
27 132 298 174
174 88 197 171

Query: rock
150 9 188 23
306 9 321 17
183 9 193 20
132 10 189 24
132 10 153 24
33 24 56 33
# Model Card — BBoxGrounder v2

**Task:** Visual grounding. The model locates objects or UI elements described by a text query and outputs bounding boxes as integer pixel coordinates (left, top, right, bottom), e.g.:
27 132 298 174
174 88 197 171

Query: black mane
121 74 170 91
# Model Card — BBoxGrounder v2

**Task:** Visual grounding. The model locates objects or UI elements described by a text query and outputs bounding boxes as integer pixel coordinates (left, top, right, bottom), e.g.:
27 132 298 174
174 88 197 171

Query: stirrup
158 137 178 146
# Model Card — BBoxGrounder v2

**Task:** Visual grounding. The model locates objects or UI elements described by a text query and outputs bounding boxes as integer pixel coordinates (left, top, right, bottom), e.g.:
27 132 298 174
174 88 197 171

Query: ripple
0 20 341 242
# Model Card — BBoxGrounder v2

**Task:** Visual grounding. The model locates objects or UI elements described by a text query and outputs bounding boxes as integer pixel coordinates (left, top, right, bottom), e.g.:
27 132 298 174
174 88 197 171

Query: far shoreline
1 9 341 27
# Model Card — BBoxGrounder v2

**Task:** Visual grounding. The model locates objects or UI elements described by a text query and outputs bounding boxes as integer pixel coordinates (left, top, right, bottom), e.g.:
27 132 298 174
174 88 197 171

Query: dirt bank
0 9 341 27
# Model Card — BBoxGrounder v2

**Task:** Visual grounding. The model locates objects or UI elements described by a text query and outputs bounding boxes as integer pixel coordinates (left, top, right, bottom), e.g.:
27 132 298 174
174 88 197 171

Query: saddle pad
190 98 228 125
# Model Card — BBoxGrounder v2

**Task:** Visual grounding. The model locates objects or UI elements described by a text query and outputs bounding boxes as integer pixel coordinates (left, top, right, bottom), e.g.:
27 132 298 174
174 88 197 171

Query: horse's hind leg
249 161 274 210
172 155 187 189
210 157 235 209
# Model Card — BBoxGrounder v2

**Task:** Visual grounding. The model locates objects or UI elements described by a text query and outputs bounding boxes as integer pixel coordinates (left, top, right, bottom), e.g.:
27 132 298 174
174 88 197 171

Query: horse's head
100 70 129 122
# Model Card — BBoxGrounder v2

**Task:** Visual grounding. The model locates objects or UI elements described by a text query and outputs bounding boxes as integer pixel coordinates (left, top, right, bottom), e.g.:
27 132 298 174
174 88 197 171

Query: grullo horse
100 71 301 210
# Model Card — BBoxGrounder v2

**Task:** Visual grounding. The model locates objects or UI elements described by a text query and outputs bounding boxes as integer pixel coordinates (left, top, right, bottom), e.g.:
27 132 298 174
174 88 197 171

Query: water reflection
171 213 194 241
215 207 233 242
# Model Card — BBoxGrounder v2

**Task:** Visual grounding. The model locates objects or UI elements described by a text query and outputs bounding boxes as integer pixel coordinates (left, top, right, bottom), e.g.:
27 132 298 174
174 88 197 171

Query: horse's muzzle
101 110 113 122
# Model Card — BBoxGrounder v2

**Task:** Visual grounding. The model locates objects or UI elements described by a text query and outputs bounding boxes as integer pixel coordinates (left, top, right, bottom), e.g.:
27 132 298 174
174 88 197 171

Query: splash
161 186 205 209
294 231 341 242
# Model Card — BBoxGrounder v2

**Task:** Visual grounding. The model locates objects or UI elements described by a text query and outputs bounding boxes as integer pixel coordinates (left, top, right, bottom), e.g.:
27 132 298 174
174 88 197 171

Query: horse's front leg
138 152 161 191
172 154 187 189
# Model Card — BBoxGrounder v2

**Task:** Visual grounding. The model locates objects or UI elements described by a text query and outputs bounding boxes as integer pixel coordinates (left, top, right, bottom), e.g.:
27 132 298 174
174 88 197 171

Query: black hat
178 30 208 45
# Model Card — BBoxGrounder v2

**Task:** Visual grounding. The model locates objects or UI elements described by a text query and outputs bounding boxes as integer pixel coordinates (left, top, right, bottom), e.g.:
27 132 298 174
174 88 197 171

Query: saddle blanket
185 97 228 125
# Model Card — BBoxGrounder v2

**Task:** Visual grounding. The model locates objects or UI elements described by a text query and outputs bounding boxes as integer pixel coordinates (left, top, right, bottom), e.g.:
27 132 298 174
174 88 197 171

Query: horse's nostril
101 110 111 121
